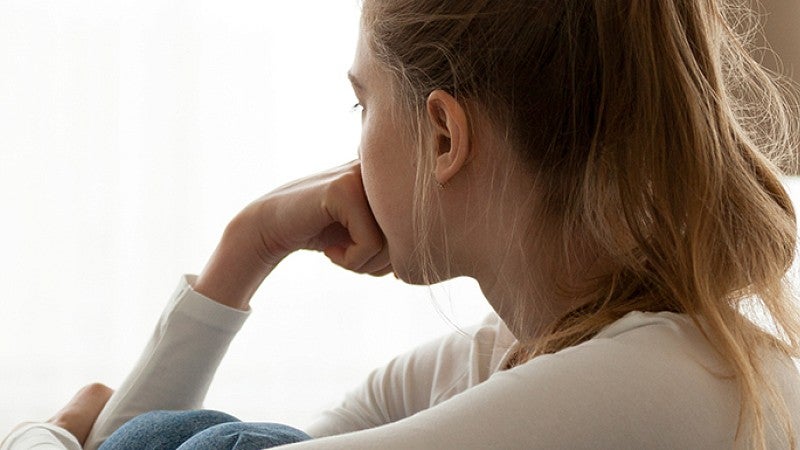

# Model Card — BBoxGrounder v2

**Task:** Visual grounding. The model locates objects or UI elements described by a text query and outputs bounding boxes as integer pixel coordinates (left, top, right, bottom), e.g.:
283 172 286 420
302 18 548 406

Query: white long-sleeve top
4 275 800 449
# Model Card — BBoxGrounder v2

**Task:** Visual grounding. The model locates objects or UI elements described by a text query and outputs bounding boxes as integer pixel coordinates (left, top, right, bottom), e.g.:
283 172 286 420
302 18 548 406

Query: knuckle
84 382 111 395
82 382 114 400
340 257 358 271
336 169 364 194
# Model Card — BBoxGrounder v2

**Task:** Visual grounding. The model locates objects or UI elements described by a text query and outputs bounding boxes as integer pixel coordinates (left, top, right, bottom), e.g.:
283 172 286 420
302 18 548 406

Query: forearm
84 275 249 450
193 219 275 311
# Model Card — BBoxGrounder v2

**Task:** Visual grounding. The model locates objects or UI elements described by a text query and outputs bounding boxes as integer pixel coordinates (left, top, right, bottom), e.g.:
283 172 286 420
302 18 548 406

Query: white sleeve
0 423 80 450
304 333 464 437
305 317 513 439
84 275 250 450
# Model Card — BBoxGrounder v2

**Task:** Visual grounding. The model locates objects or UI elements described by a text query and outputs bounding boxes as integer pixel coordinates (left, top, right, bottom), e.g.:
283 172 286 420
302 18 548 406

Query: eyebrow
347 71 365 91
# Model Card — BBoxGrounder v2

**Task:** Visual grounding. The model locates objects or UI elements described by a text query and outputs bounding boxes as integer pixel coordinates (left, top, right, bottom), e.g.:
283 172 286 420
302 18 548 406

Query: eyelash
351 102 364 112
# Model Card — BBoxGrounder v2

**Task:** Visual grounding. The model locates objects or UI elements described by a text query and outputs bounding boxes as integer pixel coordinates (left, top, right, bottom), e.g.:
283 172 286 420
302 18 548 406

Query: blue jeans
99 410 312 450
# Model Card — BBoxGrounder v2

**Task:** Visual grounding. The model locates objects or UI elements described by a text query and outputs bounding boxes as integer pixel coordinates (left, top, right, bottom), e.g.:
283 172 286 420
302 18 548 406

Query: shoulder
511 310 737 397
489 310 800 447
476 311 743 447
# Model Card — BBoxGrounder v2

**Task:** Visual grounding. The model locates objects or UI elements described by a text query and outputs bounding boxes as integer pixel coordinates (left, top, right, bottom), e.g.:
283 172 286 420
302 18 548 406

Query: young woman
4 0 800 449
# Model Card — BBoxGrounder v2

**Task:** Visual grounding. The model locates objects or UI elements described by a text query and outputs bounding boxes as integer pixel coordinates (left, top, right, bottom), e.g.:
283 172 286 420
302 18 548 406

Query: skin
47 383 113 446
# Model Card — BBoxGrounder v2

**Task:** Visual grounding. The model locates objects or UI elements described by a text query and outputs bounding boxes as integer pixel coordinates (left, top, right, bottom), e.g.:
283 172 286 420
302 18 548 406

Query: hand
244 160 390 270
47 383 114 446
194 160 392 309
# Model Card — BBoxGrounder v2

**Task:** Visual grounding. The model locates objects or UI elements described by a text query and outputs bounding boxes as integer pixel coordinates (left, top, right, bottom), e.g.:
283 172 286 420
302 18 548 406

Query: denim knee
99 409 241 450
177 421 312 450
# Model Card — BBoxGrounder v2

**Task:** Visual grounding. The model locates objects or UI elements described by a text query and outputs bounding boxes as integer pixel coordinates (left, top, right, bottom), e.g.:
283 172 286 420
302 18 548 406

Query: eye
351 102 364 113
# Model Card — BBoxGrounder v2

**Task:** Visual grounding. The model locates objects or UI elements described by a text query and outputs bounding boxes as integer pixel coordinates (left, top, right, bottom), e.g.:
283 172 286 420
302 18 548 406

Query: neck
476 240 604 341
432 122 599 341
455 189 601 341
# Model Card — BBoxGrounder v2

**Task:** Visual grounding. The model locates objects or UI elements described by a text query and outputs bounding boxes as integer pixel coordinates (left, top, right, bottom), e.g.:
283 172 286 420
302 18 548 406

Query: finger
314 222 353 250
324 247 392 277
356 238 391 274
323 245 347 266
369 263 394 277
326 184 384 272
340 212 383 271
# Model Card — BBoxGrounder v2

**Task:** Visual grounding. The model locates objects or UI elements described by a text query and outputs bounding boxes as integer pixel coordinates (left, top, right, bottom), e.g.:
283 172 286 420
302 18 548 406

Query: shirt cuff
1 422 81 450
170 274 251 334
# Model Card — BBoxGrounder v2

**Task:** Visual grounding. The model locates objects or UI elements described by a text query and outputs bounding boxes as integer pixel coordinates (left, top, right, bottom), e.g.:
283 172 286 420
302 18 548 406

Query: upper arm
304 327 477 438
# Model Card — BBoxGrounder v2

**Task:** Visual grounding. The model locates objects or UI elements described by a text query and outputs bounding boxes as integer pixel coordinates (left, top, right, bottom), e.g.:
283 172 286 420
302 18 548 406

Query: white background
1 0 798 438
0 0 492 434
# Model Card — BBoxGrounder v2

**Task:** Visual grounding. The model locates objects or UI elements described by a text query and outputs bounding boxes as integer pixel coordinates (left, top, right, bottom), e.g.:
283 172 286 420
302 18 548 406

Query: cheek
360 146 399 230
359 116 397 211
358 123 382 216
359 120 417 248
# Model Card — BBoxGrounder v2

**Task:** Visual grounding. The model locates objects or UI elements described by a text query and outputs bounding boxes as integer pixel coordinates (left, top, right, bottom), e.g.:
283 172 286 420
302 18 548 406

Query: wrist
194 217 278 310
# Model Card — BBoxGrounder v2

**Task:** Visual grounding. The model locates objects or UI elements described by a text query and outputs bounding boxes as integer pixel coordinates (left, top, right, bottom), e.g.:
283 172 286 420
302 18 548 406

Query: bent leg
99 409 240 450
177 422 312 450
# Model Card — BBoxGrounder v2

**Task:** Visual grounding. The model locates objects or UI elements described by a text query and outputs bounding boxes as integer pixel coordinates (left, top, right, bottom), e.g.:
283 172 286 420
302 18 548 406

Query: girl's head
354 0 800 448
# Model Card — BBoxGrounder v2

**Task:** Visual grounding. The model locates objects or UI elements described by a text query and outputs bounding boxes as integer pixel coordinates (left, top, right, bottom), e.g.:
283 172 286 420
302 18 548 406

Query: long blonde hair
363 0 800 448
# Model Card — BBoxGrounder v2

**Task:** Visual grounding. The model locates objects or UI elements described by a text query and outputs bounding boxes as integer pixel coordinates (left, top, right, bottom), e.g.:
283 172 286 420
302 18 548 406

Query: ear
426 90 470 186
